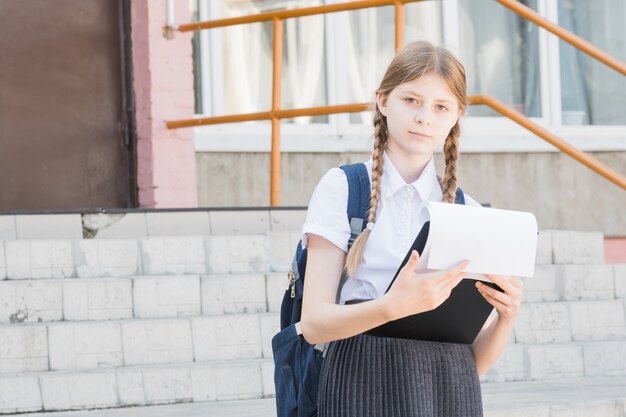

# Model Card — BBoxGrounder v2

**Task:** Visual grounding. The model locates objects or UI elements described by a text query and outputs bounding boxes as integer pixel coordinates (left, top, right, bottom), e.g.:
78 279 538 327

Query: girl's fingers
484 273 515 293
479 288 509 311
476 282 514 306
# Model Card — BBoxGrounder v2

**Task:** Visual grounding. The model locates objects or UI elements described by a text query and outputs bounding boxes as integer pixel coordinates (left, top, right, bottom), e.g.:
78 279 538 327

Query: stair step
8 377 626 417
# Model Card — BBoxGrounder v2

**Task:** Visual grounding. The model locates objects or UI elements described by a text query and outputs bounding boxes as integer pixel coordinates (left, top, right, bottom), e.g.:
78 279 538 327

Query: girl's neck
385 147 433 184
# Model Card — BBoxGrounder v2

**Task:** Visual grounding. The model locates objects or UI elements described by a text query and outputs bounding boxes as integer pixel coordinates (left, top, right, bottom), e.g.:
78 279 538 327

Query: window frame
193 0 626 153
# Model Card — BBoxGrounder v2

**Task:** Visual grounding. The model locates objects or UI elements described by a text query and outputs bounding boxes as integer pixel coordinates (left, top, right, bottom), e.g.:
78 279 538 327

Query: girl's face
376 72 462 159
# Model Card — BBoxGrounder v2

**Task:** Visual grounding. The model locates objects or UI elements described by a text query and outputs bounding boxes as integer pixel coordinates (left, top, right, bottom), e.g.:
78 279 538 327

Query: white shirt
301 151 483 305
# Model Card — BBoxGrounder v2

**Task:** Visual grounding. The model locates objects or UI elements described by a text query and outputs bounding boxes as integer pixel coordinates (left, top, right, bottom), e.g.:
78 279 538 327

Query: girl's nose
415 108 432 125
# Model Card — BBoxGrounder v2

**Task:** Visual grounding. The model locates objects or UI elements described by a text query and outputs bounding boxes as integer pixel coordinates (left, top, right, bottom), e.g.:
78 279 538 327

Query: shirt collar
380 151 439 201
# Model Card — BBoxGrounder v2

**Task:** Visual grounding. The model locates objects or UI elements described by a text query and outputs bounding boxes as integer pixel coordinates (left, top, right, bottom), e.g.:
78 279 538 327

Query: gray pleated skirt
318 333 483 417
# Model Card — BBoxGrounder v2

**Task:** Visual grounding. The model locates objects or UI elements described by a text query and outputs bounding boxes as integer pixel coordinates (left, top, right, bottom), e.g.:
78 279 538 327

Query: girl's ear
376 92 388 117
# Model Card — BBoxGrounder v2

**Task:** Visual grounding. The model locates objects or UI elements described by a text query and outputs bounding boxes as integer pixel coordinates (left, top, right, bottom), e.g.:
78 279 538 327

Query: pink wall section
131 0 198 208
605 237 626 264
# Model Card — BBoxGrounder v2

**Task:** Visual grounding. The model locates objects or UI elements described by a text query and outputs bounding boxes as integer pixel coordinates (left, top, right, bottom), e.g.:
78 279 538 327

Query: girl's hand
382 250 469 321
476 274 524 323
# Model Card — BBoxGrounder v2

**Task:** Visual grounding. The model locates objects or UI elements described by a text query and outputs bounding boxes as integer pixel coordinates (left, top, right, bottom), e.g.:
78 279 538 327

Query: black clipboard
346 221 503 344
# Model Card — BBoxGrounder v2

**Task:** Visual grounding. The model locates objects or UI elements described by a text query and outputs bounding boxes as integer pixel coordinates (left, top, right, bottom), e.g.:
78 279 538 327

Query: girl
299 41 524 417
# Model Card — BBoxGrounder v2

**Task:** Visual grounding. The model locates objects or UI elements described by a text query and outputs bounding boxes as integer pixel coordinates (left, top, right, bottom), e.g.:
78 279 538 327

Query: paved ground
16 377 626 417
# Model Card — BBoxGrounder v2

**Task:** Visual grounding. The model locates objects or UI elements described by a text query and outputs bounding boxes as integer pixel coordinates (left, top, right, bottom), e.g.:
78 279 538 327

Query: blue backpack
271 163 466 417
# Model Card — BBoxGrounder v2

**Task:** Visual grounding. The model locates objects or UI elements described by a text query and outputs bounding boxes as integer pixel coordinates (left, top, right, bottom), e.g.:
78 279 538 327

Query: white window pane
458 0 541 118
558 0 626 125
199 0 329 124
346 2 443 124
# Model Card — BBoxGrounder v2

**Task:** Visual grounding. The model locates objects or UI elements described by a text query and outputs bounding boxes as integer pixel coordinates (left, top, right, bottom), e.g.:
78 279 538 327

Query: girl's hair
345 40 468 278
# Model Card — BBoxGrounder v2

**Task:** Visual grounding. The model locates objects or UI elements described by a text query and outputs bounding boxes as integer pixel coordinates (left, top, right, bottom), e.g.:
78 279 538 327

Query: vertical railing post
271 17 284 206
394 0 404 51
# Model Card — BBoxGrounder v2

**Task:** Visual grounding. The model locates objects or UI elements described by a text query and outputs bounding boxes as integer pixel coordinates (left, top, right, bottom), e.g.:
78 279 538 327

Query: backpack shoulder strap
340 163 371 240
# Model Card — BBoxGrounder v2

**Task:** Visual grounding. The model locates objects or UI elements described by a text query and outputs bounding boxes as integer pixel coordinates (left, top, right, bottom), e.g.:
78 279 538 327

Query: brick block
526 344 584 380
270 209 306 233
192 315 262 361
559 265 615 301
550 230 604 264
40 372 117 410
0 241 6 279
266 273 287 313
480 343 526 383
6 241 73 279
535 230 553 265
141 237 206 275
15 214 82 239
0 280 63 323
143 367 193 404
48 322 123 370
133 276 201 318
569 300 626 341
0 376 42 413
514 303 571 344
206 235 269 274
190 366 217 401
270 232 295 272
550 402 622 417
201 274 266 315
615 264 626 298
74 239 140 278
0 326 48 373
91 213 147 239
583 341 626 377
122 319 193 366
209 210 270 235
116 369 146 406
63 278 133 321
0 215 16 240
523 265 560 303
259 314 280 359
146 211 210 236
262 360 275 397
210 362 264 400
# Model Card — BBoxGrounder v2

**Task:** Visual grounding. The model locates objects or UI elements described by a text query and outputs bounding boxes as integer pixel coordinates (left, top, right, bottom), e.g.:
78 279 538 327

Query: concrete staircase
0 210 625 416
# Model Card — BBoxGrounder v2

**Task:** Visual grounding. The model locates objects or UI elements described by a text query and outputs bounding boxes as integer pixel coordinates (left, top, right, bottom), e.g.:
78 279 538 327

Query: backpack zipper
288 269 296 298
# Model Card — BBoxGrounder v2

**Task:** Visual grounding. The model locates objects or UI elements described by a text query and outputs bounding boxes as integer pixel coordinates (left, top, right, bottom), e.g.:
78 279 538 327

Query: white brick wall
206 236 270 274
514 303 571 344
261 360 275 397
74 240 140 278
535 230 553 265
526 344 584 380
559 265 615 301
583 341 626 377
0 241 6 279
146 212 210 236
0 216 16 240
267 273 287 313
615 264 626 298
0 376 42 413
116 369 146 406
133 276 201 318
15 214 82 240
210 362 264 401
91 213 147 239
270 210 306 233
0 325 48 373
523 265 560 303
550 230 605 264
6 241 73 279
568 300 626 341
259 314 280 359
141 237 206 275
209 211 270 235
0 280 63 323
121 319 193 366
481 343 526 383
63 278 133 321
143 367 193 404
39 372 118 410
192 315 262 361
269 232 295 272
48 322 123 370
201 274 266 315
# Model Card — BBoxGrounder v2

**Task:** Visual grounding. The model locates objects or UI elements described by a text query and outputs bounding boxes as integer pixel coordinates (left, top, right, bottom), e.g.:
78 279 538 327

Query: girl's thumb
409 250 420 264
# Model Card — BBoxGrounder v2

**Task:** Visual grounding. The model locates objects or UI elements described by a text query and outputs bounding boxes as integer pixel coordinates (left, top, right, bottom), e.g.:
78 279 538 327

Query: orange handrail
496 0 626 76
167 0 626 205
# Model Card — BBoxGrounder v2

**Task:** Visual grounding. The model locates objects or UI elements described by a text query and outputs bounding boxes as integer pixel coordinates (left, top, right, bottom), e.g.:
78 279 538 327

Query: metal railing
166 0 626 206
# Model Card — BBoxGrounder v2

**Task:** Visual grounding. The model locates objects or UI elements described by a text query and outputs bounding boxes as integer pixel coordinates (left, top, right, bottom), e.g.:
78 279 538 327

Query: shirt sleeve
300 167 351 252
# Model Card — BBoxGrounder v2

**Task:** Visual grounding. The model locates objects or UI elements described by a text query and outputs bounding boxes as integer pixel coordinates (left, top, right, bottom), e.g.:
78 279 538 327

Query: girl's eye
404 98 417 104
436 104 448 111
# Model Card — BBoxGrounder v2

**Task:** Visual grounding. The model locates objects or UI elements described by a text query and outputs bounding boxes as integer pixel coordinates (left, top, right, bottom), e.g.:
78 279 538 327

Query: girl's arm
471 274 524 375
301 233 469 345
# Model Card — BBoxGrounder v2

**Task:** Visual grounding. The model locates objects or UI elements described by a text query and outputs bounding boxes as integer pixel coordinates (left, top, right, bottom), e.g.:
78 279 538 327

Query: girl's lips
409 131 432 138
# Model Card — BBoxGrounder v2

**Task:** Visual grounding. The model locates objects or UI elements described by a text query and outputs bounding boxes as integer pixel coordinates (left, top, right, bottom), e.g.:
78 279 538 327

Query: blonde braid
344 110 387 277
441 122 461 203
